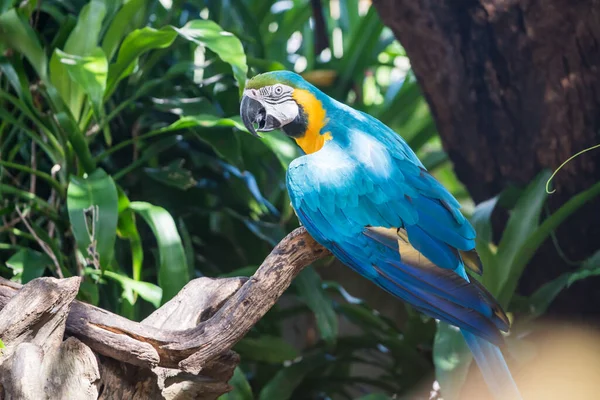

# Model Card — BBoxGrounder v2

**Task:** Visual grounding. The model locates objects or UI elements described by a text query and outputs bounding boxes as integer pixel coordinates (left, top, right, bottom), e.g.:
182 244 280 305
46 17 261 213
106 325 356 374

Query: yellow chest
291 89 332 154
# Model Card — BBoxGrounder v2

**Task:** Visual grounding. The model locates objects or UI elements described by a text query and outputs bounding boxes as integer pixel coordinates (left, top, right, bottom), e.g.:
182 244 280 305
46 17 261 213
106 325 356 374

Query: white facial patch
244 84 299 129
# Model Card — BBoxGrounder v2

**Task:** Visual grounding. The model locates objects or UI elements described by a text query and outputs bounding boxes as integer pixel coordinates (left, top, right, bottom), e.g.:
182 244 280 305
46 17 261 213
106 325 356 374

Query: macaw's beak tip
240 95 266 138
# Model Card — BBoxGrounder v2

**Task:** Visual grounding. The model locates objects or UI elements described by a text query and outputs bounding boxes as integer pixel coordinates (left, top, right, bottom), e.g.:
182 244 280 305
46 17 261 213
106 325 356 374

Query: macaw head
240 71 331 154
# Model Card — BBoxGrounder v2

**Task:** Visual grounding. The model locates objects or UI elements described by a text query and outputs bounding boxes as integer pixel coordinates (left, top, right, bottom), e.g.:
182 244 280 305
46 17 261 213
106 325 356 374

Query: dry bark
0 227 329 400
372 0 600 320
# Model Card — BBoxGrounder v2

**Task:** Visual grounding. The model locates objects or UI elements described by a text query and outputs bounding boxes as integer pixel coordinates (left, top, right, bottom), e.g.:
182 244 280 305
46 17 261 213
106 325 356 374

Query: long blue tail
462 331 522 400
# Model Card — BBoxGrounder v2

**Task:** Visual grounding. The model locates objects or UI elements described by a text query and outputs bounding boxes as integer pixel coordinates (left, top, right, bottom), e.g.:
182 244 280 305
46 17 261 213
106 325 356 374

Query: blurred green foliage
1 1 600 399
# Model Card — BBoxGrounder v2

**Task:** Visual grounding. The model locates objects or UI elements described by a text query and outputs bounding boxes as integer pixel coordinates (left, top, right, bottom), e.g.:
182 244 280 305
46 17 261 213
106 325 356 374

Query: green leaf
130 201 189 304
378 71 437 153
155 114 246 166
6 248 51 283
421 150 448 172
173 20 248 95
296 267 338 345
499 178 600 306
355 395 392 400
433 322 472 400
525 250 600 320
164 114 296 169
166 114 246 131
105 271 162 308
337 304 391 333
0 8 48 82
101 0 149 61
470 196 498 245
0 55 33 104
193 130 243 168
86 268 162 308
258 354 326 400
67 169 119 270
218 367 253 400
145 159 197 190
117 206 143 282
0 0 16 14
471 196 499 278
55 110 96 173
106 26 177 96
334 6 384 99
235 336 298 364
56 48 109 141
49 0 107 119
79 276 100 306
260 130 300 169
491 171 550 296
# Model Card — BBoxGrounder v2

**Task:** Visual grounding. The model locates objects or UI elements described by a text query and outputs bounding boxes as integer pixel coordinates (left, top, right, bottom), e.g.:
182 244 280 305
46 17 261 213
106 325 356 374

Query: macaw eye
274 85 283 95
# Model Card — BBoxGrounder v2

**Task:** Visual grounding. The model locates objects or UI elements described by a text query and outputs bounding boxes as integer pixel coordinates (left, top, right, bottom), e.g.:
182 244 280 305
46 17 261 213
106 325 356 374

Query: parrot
240 71 521 400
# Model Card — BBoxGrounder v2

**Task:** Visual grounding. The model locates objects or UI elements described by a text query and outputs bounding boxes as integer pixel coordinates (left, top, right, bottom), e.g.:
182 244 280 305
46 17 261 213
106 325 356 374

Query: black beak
240 95 282 138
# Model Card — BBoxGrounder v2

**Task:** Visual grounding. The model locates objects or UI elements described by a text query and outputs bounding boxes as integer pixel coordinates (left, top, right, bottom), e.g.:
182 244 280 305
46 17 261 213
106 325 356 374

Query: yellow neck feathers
291 89 332 154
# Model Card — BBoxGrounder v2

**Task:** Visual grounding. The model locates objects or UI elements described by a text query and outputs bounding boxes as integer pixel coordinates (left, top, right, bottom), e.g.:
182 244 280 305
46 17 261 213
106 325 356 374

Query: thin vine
546 144 600 194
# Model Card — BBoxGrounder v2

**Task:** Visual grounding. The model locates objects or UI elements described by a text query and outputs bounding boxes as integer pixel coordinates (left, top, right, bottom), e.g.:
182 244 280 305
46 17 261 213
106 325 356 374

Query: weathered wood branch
0 227 330 399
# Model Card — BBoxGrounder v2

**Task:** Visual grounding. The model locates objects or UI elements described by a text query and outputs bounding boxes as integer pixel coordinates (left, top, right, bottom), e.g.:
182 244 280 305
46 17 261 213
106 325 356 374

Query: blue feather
463 331 522 400
271 71 521 400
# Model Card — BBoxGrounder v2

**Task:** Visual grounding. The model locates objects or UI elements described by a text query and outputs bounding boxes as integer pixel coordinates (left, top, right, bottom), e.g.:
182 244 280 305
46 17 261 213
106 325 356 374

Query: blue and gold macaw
240 71 521 399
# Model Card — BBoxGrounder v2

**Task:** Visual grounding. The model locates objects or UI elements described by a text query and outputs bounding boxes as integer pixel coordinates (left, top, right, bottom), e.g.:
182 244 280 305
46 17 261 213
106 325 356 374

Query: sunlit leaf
101 0 149 61
49 0 107 119
56 47 109 141
67 169 119 270
173 20 248 95
163 114 246 132
117 206 143 282
106 26 177 95
335 6 384 99
130 201 189 304
86 268 162 308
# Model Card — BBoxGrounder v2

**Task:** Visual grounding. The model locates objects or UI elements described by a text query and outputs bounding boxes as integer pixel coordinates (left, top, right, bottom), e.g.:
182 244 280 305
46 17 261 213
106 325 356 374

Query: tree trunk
373 0 600 321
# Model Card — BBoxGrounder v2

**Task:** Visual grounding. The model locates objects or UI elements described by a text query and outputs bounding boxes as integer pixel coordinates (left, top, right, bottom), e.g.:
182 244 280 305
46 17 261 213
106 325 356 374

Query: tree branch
0 227 329 374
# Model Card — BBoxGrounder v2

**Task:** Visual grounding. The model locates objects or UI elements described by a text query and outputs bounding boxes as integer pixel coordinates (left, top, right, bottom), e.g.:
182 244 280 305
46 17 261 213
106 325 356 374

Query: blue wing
286 130 508 345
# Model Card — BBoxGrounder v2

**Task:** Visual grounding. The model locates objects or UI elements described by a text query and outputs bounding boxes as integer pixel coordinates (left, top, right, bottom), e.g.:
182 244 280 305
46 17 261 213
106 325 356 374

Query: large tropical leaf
130 201 189 304
67 169 119 270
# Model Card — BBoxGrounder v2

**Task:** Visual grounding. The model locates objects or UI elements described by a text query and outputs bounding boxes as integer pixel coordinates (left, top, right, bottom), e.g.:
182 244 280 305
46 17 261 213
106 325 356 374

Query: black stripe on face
263 94 293 105
282 103 308 138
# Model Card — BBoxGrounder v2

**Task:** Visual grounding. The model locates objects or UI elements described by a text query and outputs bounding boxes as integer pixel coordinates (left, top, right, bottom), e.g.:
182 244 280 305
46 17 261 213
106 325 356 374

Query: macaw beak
240 93 281 137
